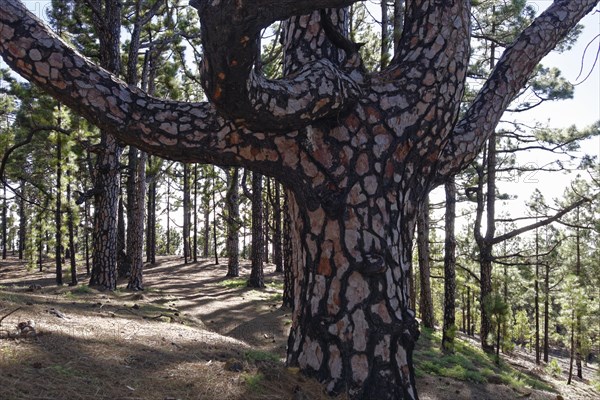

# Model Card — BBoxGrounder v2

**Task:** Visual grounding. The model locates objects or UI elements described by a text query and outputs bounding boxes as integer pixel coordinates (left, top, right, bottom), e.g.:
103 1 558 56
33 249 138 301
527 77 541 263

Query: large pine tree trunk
88 0 122 290
90 132 122 290
285 189 420 398
3 0 594 398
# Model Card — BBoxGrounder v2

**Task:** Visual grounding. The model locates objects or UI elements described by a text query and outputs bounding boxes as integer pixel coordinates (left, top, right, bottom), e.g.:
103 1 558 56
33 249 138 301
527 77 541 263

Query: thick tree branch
438 0 599 179
490 197 591 245
193 0 362 131
0 0 311 186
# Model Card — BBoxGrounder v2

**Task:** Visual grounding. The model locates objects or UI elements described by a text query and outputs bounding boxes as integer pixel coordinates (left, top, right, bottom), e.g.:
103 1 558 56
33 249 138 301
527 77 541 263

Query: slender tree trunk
125 146 139 275
212 167 219 265
248 172 264 288
282 191 293 308
84 198 90 276
18 180 25 260
442 177 456 351
193 164 198 262
264 177 270 264
543 261 550 362
535 226 540 364
146 156 156 264
166 172 171 255
225 168 240 277
417 195 435 328
467 285 472 336
2 184 7 260
127 151 146 291
568 307 575 384
380 0 389 68
55 126 63 285
66 170 77 286
183 163 191 264
575 207 583 379
393 0 404 55
461 290 466 333
117 190 128 277
202 192 210 258
273 181 283 273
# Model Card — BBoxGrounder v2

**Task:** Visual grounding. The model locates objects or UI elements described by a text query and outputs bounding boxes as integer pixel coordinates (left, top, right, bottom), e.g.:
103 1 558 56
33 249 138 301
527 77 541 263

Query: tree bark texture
248 172 265 288
441 177 457 352
90 132 122 290
273 181 283 273
127 151 146 291
225 167 240 277
55 129 63 285
417 195 435 329
2 0 596 397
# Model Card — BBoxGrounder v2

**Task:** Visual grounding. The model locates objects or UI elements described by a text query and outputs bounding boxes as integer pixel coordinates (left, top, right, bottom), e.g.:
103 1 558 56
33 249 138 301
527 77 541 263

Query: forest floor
0 255 598 400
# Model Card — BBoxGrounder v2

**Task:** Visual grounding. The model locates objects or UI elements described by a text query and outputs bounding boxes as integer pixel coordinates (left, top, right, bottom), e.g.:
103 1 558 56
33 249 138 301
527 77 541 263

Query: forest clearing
1 255 598 400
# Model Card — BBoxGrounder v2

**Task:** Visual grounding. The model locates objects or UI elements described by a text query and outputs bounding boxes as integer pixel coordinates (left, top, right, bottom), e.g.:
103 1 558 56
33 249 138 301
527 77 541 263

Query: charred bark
248 172 265 288
441 177 457 352
1 0 596 397
225 167 240 277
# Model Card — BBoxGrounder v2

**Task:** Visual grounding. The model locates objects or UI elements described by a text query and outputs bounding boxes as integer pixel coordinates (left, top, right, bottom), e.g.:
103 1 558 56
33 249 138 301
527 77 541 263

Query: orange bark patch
318 257 332 277
344 113 361 132
213 86 222 101
217 72 226 80
394 143 411 161
228 132 240 145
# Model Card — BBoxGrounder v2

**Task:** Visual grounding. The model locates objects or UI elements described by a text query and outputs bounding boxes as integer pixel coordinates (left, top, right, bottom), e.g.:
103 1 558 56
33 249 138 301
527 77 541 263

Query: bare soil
1 255 598 400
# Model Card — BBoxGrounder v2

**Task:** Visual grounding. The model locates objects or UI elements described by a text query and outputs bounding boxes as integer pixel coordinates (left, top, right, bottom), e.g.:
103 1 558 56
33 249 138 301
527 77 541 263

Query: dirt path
1 255 598 399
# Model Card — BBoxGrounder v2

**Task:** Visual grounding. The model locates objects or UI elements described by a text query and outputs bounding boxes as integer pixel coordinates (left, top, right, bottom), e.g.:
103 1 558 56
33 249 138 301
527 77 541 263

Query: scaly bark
441 177 457 352
225 167 240 277
2 0 596 397
417 195 435 329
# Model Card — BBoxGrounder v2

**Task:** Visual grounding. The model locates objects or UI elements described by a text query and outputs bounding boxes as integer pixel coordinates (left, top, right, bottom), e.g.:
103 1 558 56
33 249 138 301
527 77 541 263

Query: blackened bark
183 163 191 264
89 132 122 290
273 181 283 273
212 167 219 265
543 261 550 362
264 177 270 264
193 164 198 262
417 195 435 328
2 0 595 398
282 191 293 308
441 177 456 352
535 226 540 364
125 146 139 273
127 151 146 291
55 125 63 285
117 195 128 277
66 170 77 286
18 179 25 260
248 172 264 288
146 156 156 264
88 0 123 291
225 167 240 277
2 185 6 259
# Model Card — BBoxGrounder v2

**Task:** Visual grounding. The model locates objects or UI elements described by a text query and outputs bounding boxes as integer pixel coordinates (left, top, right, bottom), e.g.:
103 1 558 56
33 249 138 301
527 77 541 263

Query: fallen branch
0 307 22 326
